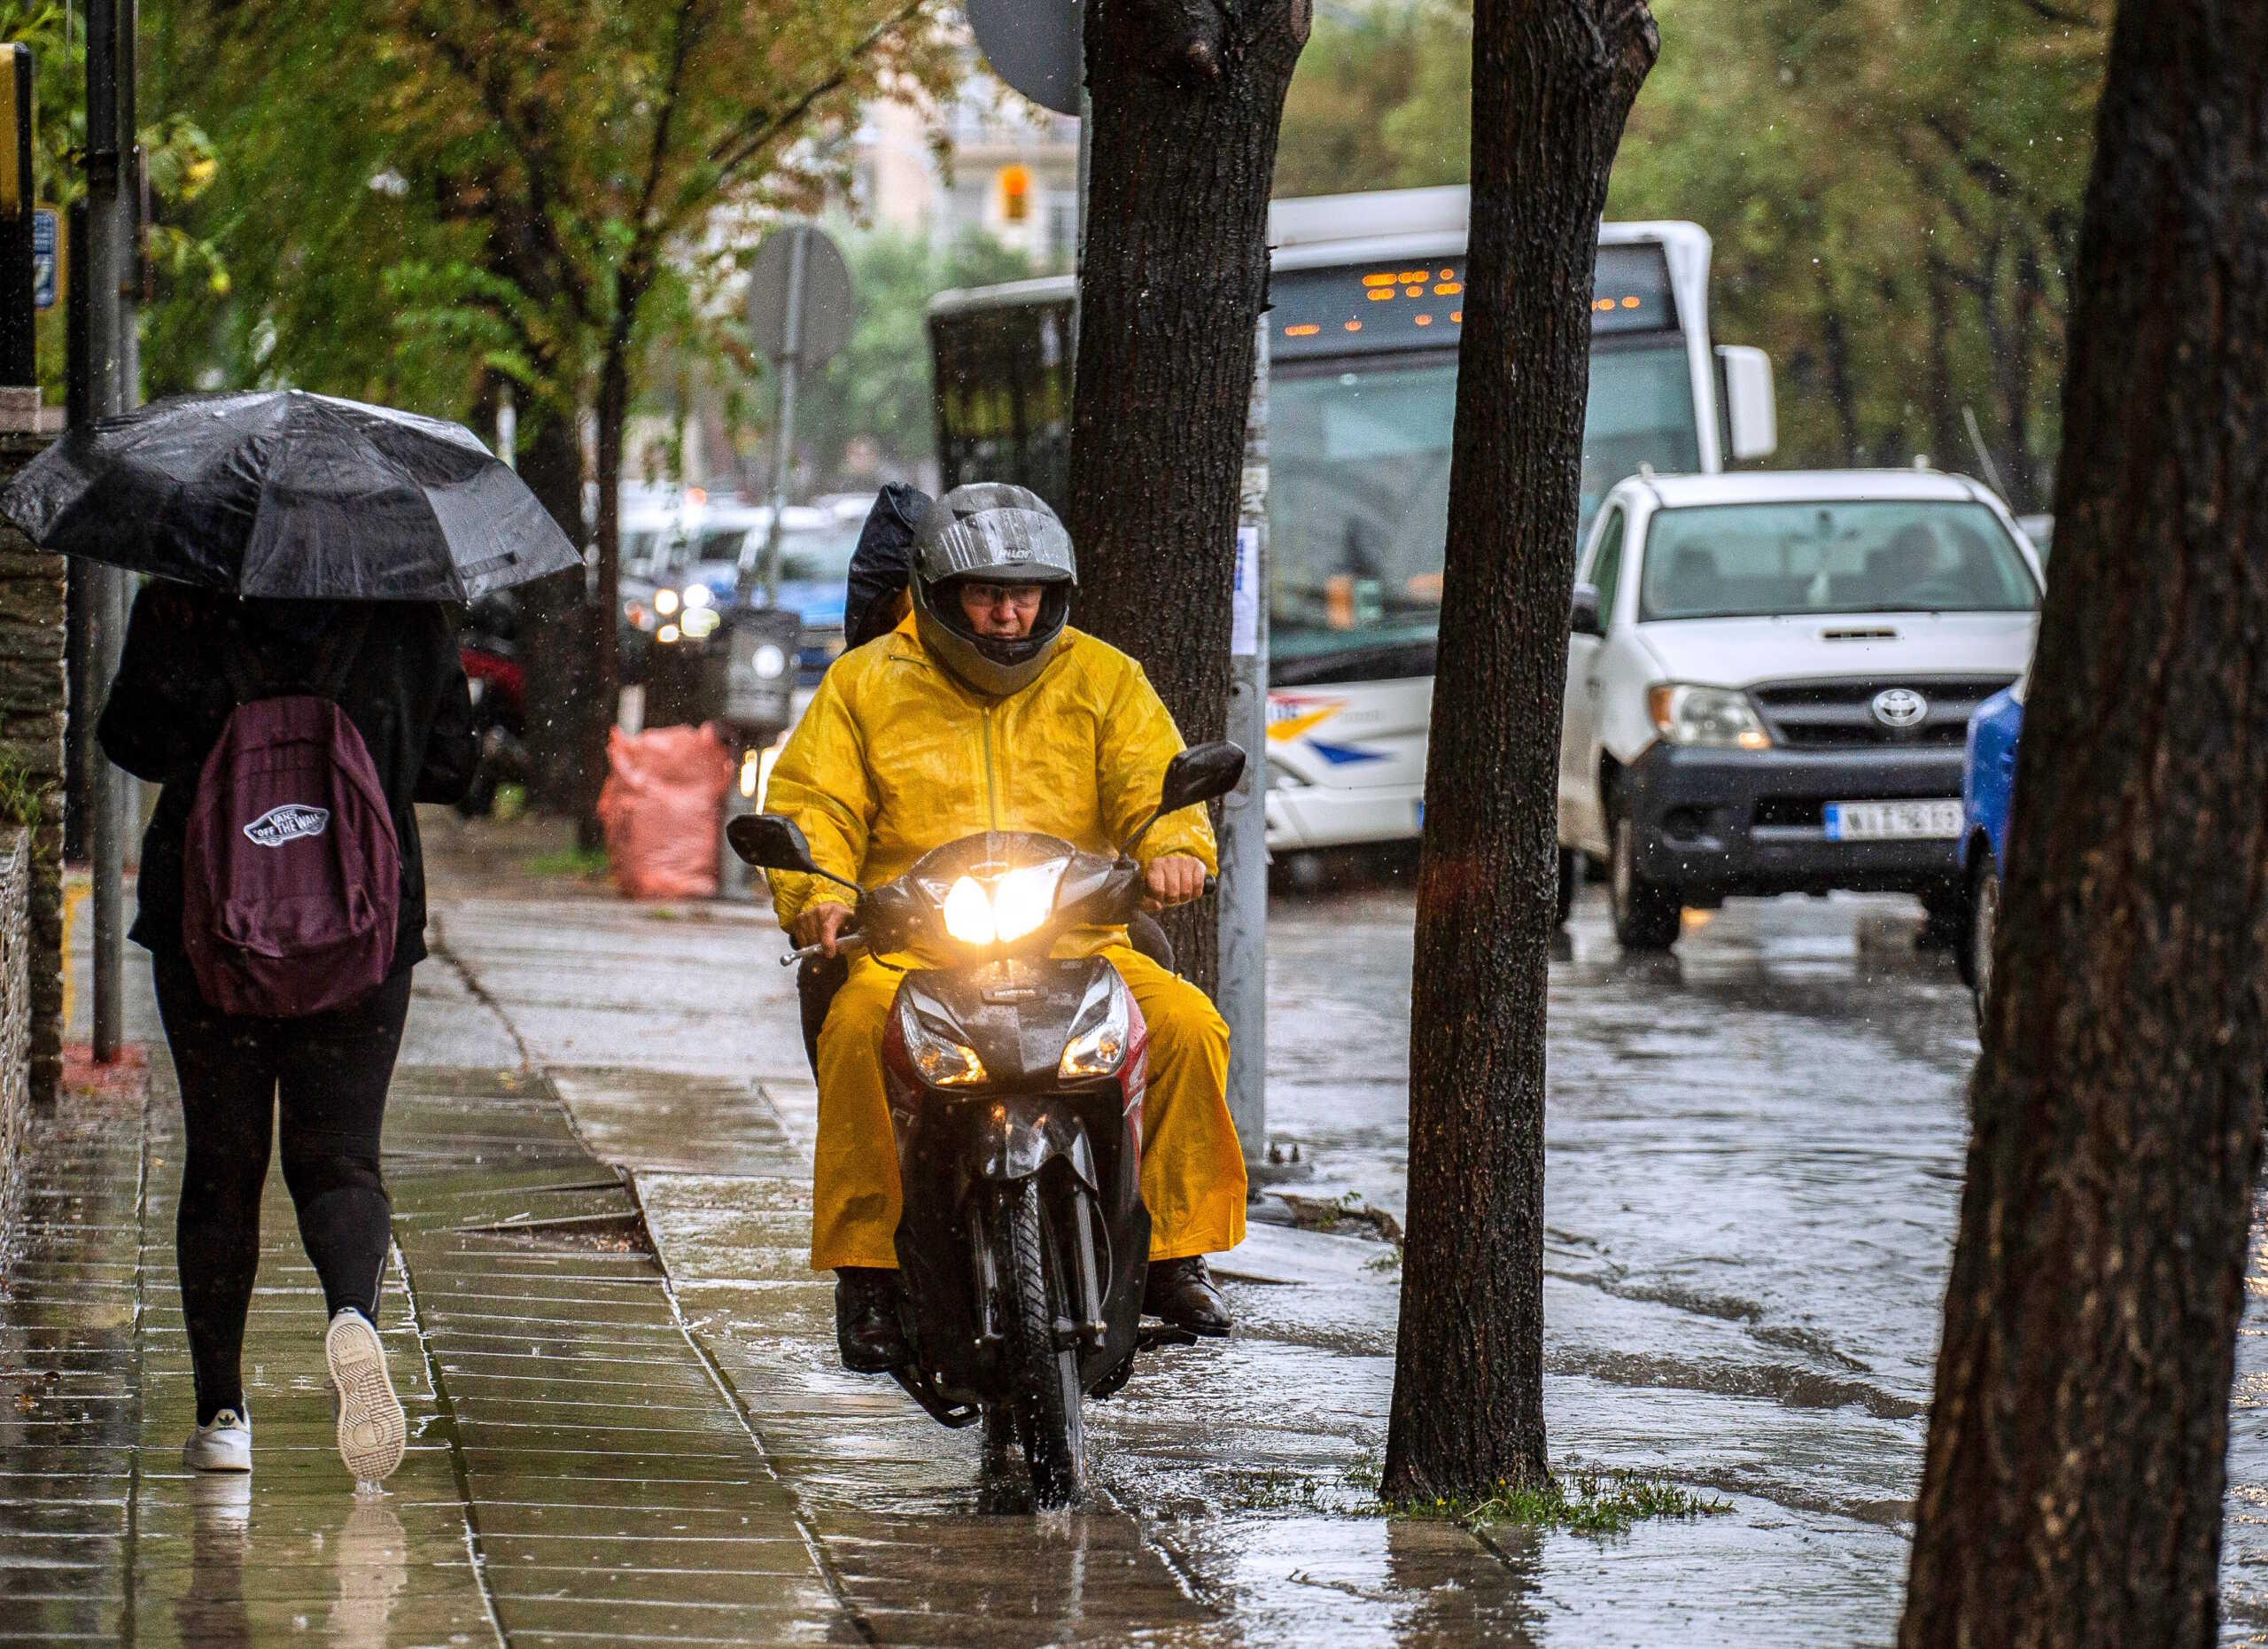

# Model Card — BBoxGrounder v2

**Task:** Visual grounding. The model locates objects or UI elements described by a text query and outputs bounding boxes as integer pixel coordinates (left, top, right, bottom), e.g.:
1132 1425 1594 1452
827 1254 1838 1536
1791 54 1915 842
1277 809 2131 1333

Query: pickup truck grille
1749 676 2014 750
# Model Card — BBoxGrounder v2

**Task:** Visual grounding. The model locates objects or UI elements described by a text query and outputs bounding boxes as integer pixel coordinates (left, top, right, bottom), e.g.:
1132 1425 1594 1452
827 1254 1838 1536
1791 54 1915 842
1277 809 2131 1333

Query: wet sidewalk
0 1053 851 1646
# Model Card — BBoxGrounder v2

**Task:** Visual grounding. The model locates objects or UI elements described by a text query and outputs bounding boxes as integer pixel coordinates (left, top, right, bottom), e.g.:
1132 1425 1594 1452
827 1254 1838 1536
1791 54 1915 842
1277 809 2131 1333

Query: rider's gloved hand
1142 855 1208 912
795 902 854 957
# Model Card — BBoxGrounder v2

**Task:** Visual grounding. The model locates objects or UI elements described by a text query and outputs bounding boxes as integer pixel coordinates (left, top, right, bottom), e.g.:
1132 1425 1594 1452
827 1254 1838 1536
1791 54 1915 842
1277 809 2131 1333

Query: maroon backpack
181 613 401 1017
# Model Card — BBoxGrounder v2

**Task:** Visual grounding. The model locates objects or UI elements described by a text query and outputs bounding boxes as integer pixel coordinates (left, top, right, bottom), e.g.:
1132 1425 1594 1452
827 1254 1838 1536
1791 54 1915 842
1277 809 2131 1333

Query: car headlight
1059 982 1131 1080
654 587 681 617
754 642 788 679
656 623 680 645
680 606 721 640
898 1004 986 1087
1646 683 1770 750
681 583 713 611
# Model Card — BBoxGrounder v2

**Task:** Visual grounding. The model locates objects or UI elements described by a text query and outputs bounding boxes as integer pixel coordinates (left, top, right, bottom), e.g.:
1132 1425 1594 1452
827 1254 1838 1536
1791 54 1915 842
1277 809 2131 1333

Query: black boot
1143 1256 1231 1336
835 1267 912 1373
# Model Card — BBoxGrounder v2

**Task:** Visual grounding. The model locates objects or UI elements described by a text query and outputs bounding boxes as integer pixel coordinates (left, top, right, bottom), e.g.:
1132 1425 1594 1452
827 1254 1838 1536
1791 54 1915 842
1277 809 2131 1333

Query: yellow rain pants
765 611 1247 1272
812 945 1246 1270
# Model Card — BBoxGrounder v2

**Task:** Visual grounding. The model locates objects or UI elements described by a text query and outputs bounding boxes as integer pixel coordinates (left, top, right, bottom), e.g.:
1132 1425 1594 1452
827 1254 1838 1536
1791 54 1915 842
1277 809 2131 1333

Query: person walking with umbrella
4 390 583 1489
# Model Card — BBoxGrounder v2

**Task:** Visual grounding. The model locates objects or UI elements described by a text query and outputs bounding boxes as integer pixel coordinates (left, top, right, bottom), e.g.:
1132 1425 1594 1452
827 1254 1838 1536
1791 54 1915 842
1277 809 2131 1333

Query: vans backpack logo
242 803 331 848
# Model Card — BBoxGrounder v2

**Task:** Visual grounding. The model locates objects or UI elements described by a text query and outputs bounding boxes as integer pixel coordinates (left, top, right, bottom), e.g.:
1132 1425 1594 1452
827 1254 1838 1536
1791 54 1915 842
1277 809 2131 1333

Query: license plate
1823 799 1962 841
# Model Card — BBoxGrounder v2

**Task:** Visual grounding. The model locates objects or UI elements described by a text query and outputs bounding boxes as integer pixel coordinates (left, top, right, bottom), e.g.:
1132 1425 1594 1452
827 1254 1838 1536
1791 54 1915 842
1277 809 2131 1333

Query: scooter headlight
1059 981 1131 1080
942 875 996 945
897 1002 987 1088
939 863 1065 947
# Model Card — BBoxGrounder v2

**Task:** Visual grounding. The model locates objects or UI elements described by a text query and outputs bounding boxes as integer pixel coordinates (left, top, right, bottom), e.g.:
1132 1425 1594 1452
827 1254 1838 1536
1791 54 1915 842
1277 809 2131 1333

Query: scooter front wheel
990 1179 1085 1508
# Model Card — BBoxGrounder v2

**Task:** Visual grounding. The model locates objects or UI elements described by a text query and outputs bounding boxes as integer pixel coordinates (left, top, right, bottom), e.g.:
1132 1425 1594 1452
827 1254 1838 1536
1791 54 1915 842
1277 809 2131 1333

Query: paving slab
0 1025 856 1645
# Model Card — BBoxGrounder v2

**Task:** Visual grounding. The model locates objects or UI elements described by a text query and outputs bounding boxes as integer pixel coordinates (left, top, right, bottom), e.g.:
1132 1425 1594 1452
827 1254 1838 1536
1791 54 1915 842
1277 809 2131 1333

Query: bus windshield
1269 341 1700 683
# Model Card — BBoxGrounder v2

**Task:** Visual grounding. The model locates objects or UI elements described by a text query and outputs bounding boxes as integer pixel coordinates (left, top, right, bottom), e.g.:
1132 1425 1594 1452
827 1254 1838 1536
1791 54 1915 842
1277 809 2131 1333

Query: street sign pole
1220 314 1270 1169
0 45 35 387
742 223 850 603
758 227 808 607
85 0 135 1063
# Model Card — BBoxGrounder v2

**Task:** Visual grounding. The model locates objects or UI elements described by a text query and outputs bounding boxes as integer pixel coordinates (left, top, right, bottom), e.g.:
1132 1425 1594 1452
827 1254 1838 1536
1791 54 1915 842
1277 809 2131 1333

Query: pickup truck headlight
1647 684 1771 751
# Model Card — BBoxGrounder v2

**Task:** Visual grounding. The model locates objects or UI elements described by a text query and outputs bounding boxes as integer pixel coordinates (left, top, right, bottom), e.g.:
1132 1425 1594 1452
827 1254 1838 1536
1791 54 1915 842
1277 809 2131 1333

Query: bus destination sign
1271 244 1676 359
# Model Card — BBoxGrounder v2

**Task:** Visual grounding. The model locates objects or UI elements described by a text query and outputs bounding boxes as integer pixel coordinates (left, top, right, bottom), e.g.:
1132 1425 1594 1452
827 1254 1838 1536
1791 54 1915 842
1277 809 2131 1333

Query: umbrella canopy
0 389 583 602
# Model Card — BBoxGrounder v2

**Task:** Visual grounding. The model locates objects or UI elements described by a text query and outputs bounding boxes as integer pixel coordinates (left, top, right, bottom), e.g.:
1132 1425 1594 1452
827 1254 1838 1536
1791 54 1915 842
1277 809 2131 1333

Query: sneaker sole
325 1315 407 1484
182 1441 252 1473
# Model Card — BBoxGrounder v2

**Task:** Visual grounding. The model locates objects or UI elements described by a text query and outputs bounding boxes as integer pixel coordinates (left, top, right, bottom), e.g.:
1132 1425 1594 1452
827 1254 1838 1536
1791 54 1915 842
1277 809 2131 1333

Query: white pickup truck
1557 469 2045 950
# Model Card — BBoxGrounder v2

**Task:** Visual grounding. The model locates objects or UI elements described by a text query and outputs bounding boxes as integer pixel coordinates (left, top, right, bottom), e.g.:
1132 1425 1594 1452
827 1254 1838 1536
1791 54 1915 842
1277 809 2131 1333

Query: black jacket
97 583 478 974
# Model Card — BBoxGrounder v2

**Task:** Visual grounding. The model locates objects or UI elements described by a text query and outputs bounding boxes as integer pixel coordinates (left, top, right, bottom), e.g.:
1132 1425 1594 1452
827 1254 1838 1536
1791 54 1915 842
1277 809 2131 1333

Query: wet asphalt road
1267 877 2268 1644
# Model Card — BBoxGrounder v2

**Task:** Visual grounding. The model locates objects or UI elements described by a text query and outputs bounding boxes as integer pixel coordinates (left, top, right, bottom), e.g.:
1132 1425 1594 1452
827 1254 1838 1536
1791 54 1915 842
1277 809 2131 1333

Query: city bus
927 184 1778 859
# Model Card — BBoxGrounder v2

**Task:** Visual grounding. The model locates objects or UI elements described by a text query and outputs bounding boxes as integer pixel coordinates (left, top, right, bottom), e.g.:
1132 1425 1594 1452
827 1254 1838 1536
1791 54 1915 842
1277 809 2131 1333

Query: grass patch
526 845 610 880
1393 1470 1732 1536
0 750 49 828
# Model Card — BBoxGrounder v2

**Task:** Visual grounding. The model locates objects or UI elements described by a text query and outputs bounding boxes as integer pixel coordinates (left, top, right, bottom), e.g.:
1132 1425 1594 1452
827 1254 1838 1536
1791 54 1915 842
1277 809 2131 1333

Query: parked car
1957 665 2026 1021
1557 468 2045 950
619 500 859 688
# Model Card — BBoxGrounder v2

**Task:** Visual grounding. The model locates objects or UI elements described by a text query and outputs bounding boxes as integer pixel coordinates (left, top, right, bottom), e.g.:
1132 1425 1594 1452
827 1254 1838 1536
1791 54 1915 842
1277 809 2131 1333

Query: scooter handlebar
781 930 864 967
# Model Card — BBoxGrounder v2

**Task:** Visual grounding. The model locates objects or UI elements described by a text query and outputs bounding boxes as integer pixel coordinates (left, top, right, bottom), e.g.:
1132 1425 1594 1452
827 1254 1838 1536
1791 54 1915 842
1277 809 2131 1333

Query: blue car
1958 667 2027 1020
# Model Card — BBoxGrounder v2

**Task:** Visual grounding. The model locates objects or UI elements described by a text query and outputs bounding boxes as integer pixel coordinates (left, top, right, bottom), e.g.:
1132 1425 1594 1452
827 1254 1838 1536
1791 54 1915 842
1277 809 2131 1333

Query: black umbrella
0 389 583 601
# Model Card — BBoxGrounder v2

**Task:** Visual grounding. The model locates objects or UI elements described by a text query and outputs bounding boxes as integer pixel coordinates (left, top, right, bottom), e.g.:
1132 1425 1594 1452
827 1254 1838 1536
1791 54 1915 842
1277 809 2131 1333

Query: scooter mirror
727 813 820 873
1158 742 1247 816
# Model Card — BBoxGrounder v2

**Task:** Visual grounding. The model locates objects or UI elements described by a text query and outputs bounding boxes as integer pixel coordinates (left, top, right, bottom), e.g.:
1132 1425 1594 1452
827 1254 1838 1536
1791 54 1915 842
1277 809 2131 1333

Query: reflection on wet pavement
15 853 2264 1644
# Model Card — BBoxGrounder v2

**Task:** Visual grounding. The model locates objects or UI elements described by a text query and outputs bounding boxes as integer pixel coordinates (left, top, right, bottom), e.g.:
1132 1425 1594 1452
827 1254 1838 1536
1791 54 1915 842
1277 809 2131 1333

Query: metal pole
1219 312 1270 1169
85 0 128 1062
757 227 807 607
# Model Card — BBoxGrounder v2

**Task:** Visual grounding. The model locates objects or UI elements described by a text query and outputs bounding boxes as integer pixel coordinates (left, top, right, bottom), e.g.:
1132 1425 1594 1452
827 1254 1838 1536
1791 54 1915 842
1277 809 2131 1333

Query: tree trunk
1998 235 2044 511
1813 262 1865 464
1381 0 1654 1503
1899 3 2268 1642
515 409 594 817
1924 255 1964 471
1066 0 1309 999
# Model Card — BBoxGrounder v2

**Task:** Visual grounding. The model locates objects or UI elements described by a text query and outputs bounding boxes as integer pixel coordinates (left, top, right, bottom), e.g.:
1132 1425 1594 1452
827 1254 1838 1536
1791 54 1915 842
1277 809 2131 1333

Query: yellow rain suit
765 611 1248 1272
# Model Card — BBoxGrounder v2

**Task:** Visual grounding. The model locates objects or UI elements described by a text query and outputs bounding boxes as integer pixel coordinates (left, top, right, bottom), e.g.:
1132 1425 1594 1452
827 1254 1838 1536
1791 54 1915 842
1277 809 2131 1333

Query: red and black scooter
730 742 1247 1509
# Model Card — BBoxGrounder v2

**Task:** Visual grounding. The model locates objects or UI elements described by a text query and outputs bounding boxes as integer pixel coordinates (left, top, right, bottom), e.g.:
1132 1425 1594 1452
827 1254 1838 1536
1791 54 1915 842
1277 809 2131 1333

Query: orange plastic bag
596 724 735 900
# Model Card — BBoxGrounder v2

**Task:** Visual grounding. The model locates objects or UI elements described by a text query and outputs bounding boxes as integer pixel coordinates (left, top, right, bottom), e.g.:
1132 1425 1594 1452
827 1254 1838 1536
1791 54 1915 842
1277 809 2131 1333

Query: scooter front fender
968 1099 1099 1191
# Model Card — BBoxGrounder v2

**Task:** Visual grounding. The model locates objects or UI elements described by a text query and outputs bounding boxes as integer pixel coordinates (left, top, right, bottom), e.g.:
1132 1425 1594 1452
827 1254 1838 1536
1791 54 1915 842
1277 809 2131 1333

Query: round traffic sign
747 225 854 369
967 0 1084 118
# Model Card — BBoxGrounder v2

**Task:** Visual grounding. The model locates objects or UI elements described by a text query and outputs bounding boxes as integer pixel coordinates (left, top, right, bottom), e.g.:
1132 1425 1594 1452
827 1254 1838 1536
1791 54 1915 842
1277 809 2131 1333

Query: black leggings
152 955 414 1424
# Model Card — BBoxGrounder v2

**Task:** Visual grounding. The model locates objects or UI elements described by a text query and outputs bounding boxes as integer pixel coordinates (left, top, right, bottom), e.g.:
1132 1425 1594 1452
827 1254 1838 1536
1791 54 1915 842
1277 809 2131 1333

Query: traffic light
999 164 1030 225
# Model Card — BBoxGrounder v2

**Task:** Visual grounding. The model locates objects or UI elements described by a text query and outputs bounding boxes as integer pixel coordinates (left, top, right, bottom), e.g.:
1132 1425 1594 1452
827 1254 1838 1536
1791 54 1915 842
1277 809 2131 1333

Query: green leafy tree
146 0 955 815
1272 0 2109 509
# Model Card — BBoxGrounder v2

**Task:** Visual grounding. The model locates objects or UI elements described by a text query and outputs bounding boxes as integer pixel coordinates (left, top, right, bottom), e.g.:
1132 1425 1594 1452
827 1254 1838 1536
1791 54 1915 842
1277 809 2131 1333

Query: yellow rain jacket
765 612 1247 1272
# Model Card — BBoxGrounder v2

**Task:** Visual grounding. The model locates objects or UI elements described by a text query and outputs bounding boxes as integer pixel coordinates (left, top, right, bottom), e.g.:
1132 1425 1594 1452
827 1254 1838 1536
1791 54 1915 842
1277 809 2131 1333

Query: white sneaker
324 1310 407 1486
183 1408 252 1473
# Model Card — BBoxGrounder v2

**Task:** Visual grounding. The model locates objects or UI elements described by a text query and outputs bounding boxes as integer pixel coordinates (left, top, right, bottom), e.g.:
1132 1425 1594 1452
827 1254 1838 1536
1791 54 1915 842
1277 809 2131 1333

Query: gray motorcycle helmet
908 483 1079 698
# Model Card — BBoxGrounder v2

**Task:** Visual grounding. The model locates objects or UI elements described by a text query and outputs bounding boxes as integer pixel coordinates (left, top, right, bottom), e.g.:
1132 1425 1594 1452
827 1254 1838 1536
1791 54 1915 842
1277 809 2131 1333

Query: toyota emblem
1872 687 1929 728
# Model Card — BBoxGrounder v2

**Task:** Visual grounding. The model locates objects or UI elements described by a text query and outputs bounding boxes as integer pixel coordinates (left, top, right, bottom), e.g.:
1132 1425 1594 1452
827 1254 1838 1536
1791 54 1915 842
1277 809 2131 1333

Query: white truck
1557 469 2045 950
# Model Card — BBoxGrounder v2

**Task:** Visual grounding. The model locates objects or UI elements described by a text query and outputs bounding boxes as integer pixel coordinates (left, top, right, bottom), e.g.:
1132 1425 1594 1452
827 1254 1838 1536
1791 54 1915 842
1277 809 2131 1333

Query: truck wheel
991 1180 1084 1508
1610 810 1682 952
1556 847 1579 928
1969 861 2001 1028
1919 881 1966 955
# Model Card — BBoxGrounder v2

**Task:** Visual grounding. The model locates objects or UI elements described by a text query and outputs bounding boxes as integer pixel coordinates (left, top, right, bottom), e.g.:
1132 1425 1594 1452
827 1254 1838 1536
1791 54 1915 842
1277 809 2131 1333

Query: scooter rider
763 483 1247 1371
